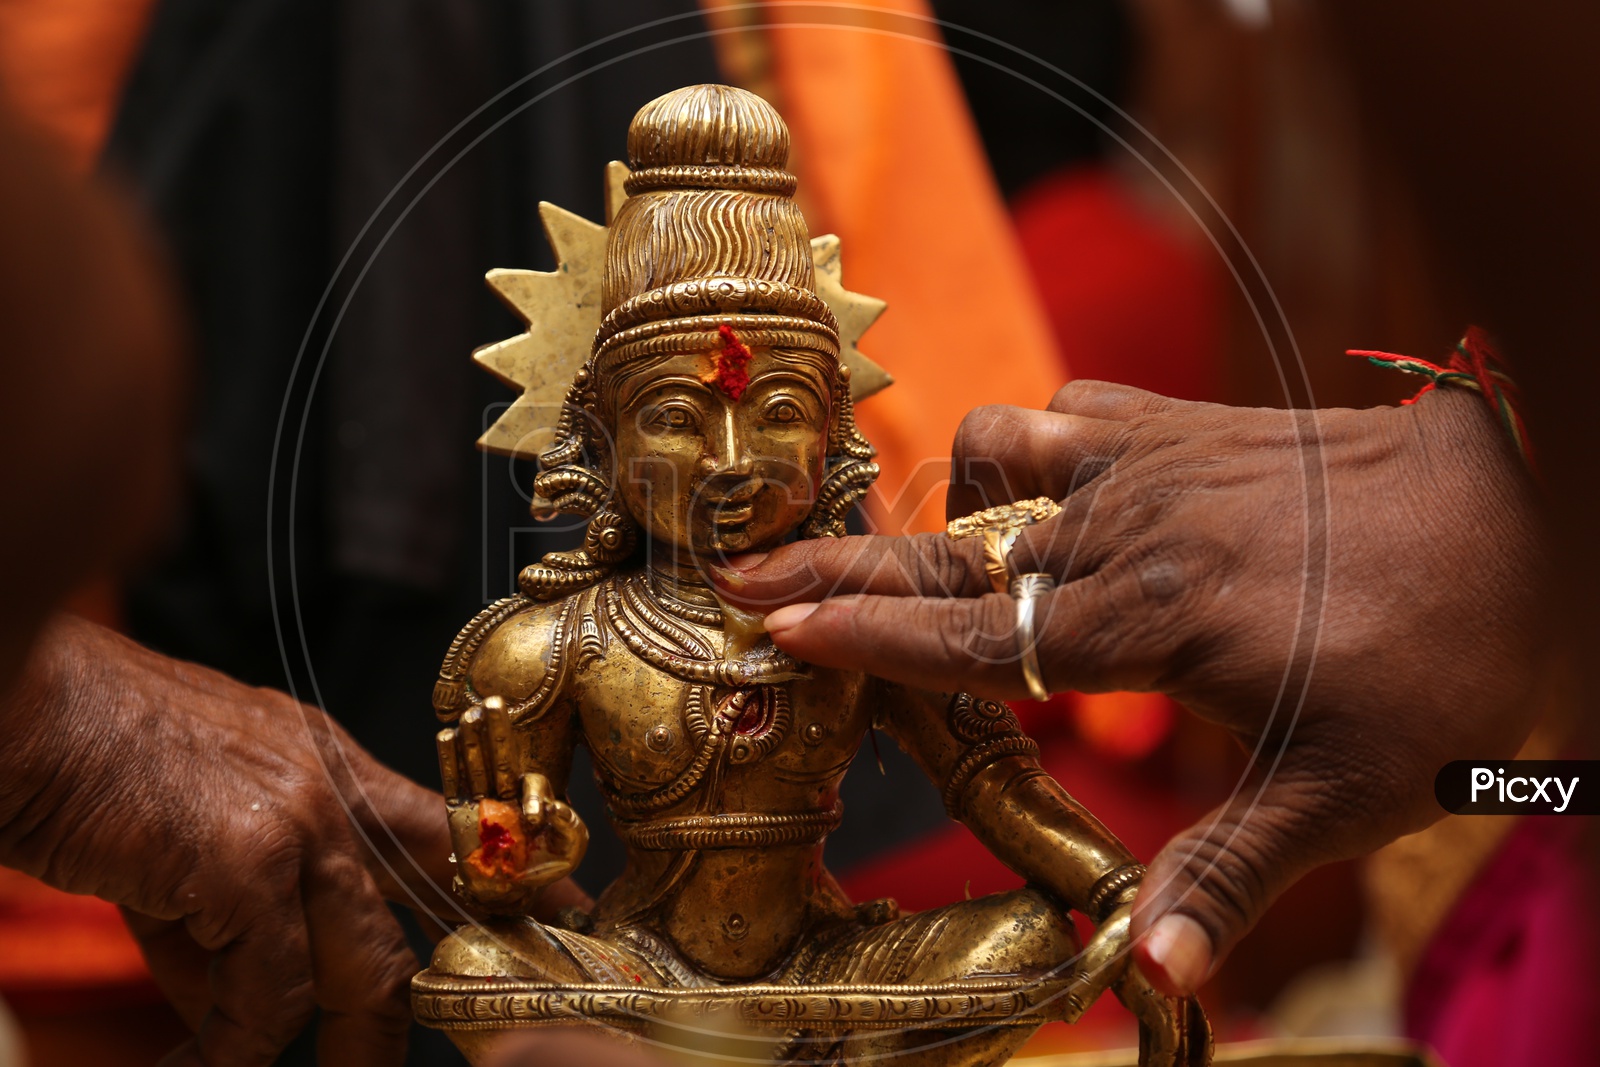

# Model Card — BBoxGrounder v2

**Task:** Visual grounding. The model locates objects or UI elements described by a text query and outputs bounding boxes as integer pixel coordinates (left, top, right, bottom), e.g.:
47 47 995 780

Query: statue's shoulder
432 590 593 723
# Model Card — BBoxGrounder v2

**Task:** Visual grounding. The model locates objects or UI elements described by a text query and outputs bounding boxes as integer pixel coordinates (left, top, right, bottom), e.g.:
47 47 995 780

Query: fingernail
728 552 768 572
764 603 819 633
707 564 746 590
1138 913 1212 996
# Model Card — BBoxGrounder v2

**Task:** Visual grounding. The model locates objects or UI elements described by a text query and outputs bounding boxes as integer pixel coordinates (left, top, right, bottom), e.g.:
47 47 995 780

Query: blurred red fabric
1013 167 1222 404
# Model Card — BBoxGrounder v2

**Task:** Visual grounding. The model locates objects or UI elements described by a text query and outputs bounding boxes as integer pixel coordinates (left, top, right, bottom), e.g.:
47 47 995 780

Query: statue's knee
430 917 576 980
972 888 1079 976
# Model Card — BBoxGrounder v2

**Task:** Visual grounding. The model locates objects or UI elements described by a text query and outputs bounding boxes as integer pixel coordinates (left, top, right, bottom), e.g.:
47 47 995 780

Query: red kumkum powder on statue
478 819 514 859
704 324 753 400
466 797 528 878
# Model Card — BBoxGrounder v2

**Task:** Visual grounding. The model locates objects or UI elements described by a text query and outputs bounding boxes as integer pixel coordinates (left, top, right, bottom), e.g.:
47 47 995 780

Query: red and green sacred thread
1348 326 1533 472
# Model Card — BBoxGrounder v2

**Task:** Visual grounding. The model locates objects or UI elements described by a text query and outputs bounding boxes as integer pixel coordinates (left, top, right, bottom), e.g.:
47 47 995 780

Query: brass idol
412 84 1210 1066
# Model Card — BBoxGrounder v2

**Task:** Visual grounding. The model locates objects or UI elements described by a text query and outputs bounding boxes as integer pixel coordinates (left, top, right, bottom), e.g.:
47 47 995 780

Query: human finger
302 849 417 1066
180 890 317 1066
764 585 1074 699
1129 756 1389 998
484 697 518 799
1046 379 1182 420
765 565 1181 698
122 910 212 1030
338 752 461 934
713 531 990 613
947 404 1127 521
531 878 596 923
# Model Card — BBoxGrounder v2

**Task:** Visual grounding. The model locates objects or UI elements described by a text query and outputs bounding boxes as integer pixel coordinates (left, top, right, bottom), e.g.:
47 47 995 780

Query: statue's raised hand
438 697 588 910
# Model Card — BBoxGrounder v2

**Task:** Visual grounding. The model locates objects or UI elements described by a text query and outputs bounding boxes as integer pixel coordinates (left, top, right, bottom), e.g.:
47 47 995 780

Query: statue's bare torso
471 572 889 979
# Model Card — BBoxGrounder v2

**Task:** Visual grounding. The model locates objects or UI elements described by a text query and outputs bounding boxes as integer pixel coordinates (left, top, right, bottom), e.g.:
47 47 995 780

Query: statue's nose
700 406 754 476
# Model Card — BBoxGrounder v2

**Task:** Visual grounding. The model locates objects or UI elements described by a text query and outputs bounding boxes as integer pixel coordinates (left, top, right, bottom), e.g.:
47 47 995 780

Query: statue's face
611 346 831 558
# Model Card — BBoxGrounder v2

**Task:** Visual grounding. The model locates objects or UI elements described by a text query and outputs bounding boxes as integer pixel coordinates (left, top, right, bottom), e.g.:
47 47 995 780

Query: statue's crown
624 82 794 191
593 84 837 377
470 83 889 465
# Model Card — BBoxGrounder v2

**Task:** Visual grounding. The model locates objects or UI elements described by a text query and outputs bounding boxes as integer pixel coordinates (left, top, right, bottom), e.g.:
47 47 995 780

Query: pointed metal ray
811 234 892 401
474 202 607 458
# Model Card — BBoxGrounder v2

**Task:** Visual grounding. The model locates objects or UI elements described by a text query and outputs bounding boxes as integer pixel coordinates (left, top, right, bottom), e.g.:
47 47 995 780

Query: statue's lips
709 500 756 525
702 484 761 524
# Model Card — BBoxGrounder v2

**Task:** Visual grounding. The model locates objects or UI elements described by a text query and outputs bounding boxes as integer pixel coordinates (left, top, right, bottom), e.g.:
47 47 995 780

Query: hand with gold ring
710 379 1541 1005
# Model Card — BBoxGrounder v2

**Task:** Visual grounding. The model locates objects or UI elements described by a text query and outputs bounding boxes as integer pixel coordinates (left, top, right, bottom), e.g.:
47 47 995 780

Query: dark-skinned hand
0 613 590 1066
713 380 1542 998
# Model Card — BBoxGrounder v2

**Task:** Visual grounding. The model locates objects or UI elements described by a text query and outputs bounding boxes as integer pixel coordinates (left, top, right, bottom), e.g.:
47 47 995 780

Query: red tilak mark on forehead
703 324 753 401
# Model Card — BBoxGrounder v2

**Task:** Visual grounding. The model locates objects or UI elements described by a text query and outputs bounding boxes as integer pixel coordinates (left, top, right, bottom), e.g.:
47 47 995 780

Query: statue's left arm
879 681 1211 1064
878 683 1140 916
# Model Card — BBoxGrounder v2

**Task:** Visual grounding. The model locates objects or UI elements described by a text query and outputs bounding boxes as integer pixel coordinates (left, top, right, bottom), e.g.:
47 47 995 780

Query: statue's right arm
435 599 589 911
464 600 582 787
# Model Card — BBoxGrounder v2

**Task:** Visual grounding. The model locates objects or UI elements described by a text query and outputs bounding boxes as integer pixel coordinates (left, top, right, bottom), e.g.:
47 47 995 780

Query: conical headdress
475 84 889 462
592 84 837 381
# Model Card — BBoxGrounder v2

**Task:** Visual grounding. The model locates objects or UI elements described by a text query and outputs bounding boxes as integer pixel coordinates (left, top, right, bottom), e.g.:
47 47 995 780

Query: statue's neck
646 556 721 611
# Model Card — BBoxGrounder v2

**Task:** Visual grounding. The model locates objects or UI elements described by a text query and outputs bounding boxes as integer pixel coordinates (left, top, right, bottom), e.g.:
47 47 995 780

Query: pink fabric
1404 816 1599 1066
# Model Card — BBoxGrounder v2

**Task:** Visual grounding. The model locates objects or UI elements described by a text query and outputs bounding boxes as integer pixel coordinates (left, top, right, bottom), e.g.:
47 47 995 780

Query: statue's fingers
436 728 462 800
520 773 548 828
1113 966 1189 1067
714 531 991 613
458 708 491 800
947 405 1127 522
483 697 518 799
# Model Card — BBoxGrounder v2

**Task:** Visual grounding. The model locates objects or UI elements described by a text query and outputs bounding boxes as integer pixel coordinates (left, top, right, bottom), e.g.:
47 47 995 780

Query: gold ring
947 497 1064 595
1009 572 1056 701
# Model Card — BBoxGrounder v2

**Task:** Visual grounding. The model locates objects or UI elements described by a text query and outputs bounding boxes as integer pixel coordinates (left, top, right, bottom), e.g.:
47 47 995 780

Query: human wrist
0 614 102 865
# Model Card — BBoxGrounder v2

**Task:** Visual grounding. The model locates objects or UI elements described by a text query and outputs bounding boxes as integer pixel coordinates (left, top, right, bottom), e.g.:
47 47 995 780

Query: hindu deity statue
411 84 1209 1066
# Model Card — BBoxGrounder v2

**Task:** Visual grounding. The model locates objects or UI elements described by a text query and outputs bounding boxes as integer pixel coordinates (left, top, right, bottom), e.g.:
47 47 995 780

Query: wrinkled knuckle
1172 828 1274 940
955 597 1017 673
911 532 981 596
947 404 1011 483
362 946 422 1027
953 404 1013 459
236 812 311 896
1139 541 1216 619
1048 378 1103 413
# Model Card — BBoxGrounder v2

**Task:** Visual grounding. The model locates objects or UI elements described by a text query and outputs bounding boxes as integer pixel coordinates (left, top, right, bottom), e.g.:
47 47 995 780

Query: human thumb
1128 771 1348 997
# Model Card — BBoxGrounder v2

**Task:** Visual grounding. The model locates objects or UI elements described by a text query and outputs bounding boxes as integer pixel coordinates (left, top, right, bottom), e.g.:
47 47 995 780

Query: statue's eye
766 400 802 424
647 404 697 431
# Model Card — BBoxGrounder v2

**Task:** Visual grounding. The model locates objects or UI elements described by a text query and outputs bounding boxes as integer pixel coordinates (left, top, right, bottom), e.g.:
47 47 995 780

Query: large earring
801 364 879 539
519 373 641 599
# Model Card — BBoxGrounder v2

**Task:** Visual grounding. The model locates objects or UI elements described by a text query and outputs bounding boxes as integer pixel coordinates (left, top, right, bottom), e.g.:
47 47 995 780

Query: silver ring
1010 572 1056 702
